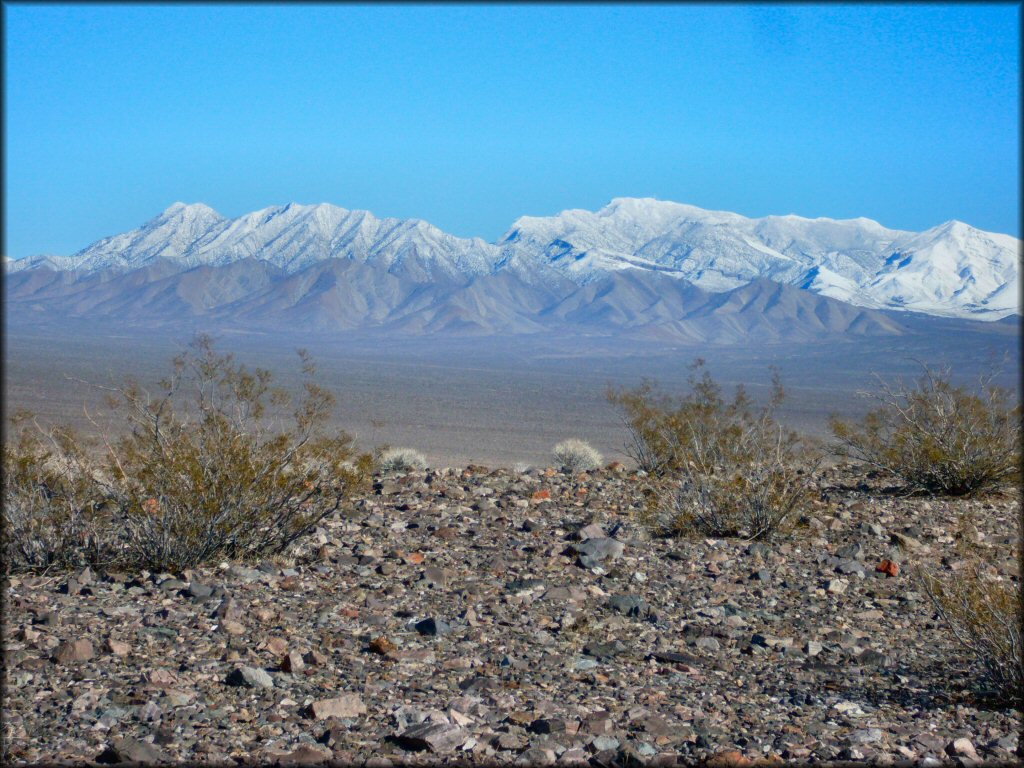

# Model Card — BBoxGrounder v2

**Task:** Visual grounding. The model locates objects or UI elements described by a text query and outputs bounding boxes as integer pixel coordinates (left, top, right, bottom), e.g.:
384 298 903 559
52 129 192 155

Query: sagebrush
830 362 1021 496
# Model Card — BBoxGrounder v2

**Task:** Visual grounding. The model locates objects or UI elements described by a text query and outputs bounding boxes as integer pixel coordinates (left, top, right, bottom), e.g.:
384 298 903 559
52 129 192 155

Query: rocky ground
3 464 1020 766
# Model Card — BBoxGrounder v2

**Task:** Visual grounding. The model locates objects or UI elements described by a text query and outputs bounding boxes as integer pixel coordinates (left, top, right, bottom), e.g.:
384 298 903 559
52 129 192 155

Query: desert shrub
378 447 428 473
552 439 602 473
92 335 371 572
920 558 1023 707
607 380 681 476
4 335 371 573
611 361 818 540
3 413 117 572
830 363 1021 496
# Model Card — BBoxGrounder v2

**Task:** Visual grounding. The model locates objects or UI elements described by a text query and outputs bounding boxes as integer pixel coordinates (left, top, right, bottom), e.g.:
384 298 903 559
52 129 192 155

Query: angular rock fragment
396 722 467 753
224 665 274 689
415 617 451 636
607 595 649 617
281 651 305 673
96 737 171 764
310 694 367 719
275 744 333 765
53 639 94 663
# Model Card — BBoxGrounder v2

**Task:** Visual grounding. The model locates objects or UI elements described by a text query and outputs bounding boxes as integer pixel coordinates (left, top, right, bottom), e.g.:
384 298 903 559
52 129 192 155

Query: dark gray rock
415 617 452 636
185 582 213 599
583 640 626 660
835 542 864 560
607 595 649 617
506 578 546 594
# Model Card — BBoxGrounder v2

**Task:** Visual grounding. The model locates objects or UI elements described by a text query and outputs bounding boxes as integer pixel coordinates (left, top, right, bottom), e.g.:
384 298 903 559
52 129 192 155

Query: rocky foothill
3 463 1020 766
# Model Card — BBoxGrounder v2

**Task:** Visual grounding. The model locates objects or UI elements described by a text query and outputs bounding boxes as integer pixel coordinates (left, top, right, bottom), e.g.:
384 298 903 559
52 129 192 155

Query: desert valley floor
3 317 1019 468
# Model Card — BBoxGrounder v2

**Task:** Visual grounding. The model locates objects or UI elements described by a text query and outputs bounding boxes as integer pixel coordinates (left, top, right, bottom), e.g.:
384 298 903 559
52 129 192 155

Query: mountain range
5 198 1020 342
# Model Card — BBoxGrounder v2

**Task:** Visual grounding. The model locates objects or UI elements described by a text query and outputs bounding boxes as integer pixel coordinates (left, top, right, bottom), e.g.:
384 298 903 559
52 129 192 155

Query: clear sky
3 3 1020 258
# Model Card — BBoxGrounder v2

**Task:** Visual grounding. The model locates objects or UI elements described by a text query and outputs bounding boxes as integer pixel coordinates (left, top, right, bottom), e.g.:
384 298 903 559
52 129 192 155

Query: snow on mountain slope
856 221 1020 316
8 198 1020 320
499 198 1019 319
12 202 499 281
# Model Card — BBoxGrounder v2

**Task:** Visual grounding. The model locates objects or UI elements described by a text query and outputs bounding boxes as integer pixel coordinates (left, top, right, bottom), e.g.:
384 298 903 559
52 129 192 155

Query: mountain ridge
6 199 1020 339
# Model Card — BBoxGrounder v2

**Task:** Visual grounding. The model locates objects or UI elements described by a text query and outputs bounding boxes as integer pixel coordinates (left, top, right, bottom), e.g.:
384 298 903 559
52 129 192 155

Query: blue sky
4 3 1020 258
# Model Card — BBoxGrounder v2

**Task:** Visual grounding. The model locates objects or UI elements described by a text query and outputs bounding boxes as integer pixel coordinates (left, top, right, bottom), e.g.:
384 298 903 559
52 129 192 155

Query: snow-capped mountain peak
7 198 1019 320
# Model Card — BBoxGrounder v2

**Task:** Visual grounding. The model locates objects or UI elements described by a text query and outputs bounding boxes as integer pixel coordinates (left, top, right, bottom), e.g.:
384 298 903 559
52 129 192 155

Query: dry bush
552 439 602 473
4 335 371 574
607 379 681 476
94 335 371 572
3 413 117 572
920 558 1023 708
377 447 428 473
611 361 818 540
830 363 1020 496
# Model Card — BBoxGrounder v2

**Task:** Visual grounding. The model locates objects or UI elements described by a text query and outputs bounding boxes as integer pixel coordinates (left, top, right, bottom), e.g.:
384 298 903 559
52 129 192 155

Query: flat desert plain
3 315 1019 468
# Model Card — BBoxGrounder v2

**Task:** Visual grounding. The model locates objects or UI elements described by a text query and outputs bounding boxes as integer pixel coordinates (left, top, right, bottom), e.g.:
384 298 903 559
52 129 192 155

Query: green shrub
610 361 818 540
830 363 1021 496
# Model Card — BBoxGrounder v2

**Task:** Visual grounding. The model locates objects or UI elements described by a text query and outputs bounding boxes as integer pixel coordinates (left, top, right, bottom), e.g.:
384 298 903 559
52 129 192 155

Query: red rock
532 489 552 501
303 649 329 666
220 620 246 635
946 738 978 759
405 552 425 565
340 607 360 618
397 722 467 753
876 559 900 577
